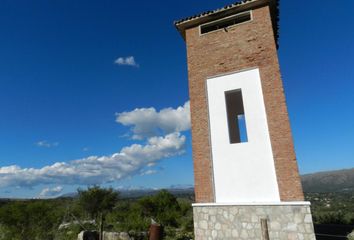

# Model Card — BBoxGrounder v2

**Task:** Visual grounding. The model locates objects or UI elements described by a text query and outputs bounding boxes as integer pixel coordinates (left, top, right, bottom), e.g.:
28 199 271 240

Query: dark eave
174 0 279 48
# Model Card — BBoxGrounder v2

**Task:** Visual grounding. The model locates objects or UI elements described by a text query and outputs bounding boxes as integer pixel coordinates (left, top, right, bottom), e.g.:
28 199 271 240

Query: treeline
1 188 353 240
0 187 193 240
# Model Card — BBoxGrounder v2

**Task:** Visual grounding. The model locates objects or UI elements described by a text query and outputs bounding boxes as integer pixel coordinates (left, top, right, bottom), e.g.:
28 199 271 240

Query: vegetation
305 192 354 225
0 188 193 240
106 190 193 240
348 231 354 240
77 186 119 240
0 198 68 240
0 185 353 240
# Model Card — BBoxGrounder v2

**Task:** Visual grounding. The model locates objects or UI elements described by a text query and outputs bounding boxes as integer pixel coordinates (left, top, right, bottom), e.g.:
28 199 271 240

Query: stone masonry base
193 203 316 240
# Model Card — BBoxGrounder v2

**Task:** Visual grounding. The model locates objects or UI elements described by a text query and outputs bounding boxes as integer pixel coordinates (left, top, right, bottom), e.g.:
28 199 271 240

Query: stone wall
193 204 316 240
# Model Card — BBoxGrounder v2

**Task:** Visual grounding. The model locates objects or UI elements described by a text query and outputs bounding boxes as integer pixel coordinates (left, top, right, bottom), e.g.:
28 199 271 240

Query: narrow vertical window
225 89 248 144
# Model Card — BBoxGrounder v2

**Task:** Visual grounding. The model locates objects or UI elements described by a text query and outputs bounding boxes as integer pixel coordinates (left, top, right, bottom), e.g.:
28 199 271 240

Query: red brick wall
185 5 304 203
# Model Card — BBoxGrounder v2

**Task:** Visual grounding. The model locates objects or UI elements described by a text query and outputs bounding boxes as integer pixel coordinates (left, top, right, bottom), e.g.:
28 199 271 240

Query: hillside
301 168 354 193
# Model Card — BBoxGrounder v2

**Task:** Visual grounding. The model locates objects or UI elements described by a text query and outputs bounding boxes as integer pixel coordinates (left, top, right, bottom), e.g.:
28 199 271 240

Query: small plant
348 231 354 240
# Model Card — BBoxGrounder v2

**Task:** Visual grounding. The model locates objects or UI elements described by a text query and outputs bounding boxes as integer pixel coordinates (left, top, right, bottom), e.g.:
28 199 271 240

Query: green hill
301 168 354 193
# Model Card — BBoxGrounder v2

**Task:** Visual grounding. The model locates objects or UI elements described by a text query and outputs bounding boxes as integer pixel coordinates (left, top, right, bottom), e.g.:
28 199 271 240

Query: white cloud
114 56 139 67
1 101 191 189
0 133 185 188
140 169 157 176
38 186 63 198
116 101 191 139
35 140 59 148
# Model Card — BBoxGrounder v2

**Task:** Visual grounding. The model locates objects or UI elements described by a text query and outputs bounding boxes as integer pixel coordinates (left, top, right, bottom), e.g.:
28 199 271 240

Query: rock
102 231 131 240
77 231 99 240
119 232 130 240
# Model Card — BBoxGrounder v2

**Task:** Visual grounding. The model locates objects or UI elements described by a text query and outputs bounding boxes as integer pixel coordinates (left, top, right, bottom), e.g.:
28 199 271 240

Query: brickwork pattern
185 5 304 202
193 205 316 240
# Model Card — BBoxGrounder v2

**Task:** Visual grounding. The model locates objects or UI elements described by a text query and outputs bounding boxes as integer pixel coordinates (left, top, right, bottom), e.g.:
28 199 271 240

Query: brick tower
175 0 316 239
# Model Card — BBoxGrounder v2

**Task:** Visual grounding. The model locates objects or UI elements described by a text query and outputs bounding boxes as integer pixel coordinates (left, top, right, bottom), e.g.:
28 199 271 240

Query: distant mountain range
60 168 354 198
60 186 195 199
118 187 195 199
2 168 353 201
301 168 354 193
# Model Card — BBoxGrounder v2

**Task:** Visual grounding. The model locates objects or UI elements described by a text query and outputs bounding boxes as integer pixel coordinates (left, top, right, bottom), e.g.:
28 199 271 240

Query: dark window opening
200 11 251 35
225 89 248 144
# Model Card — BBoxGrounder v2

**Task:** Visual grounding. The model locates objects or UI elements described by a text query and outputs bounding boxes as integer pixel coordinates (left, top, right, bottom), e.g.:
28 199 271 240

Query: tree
77 186 119 240
139 190 181 227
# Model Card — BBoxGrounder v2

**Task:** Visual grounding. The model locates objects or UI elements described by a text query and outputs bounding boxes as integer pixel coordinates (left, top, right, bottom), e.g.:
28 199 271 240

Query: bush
348 231 354 240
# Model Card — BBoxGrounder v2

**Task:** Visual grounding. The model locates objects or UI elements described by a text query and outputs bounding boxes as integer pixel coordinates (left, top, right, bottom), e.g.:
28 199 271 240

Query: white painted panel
207 68 280 203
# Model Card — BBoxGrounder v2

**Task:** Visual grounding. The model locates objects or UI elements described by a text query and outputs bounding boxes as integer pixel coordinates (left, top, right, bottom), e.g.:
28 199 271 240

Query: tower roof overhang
174 0 279 48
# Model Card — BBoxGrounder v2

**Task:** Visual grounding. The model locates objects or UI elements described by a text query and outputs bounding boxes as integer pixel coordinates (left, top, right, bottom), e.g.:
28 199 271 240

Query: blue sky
0 0 353 198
